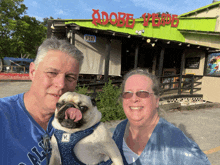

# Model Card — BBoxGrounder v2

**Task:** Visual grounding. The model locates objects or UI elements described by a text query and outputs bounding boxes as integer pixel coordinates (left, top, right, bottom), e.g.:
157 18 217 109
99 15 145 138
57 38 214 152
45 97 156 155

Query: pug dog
49 92 123 165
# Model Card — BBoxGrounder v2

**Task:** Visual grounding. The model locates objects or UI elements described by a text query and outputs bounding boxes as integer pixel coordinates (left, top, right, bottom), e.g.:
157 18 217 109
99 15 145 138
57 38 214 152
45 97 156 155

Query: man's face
29 50 80 112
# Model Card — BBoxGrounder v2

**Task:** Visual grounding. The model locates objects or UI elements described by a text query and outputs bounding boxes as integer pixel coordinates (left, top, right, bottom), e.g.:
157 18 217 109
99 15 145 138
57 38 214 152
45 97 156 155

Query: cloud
55 9 67 15
129 0 211 15
31 1 38 7
130 0 178 13
32 15 44 22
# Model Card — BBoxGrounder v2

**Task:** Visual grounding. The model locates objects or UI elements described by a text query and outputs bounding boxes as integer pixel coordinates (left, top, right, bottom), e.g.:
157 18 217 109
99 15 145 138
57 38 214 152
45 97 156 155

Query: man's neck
24 91 53 130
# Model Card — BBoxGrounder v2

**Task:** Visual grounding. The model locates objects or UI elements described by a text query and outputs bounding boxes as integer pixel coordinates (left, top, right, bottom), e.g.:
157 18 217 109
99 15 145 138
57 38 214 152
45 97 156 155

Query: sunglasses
122 90 154 99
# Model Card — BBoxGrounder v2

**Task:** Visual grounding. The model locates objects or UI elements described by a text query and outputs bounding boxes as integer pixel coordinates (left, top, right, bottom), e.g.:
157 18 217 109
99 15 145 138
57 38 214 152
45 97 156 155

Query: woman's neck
124 115 160 155
127 115 160 140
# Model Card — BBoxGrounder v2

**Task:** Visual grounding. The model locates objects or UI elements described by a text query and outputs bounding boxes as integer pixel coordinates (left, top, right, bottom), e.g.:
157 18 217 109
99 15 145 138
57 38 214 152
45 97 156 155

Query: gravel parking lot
0 81 31 98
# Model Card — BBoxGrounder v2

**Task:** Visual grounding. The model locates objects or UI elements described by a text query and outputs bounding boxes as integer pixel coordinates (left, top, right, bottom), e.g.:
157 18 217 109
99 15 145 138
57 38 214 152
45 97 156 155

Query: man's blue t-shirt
0 93 54 165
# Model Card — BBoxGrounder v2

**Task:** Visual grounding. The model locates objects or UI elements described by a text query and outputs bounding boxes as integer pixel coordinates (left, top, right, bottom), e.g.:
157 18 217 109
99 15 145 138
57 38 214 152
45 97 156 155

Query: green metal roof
65 18 186 42
60 2 219 44
177 17 217 32
64 15 218 43
179 1 220 17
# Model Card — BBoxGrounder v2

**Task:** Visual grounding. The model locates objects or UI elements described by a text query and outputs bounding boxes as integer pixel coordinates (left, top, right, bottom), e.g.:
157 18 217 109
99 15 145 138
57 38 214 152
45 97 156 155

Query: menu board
185 57 200 69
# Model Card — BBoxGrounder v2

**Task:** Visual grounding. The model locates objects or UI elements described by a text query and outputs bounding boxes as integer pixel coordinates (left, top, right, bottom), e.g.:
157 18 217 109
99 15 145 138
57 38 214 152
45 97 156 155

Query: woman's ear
29 62 36 80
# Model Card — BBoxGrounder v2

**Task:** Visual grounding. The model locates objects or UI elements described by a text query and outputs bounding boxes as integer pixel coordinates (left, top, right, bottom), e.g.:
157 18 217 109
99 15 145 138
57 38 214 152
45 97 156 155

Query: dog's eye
56 103 63 108
80 106 88 113
91 98 96 106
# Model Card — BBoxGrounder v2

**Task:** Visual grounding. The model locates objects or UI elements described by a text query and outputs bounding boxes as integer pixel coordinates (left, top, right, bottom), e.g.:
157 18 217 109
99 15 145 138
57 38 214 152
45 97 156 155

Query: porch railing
77 74 203 98
0 73 203 99
2 65 27 73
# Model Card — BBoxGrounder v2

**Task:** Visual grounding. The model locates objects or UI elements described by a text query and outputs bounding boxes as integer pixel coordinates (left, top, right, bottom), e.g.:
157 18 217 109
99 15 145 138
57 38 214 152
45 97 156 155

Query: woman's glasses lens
122 91 151 99
122 92 133 99
136 91 150 98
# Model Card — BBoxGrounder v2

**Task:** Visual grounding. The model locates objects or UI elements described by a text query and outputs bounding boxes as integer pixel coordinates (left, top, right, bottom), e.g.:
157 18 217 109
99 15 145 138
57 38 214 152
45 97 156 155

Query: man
0 37 84 165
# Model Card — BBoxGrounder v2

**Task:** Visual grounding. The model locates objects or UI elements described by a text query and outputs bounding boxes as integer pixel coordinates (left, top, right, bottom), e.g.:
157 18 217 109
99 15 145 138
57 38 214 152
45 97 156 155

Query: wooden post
104 38 111 82
152 53 157 75
190 75 194 94
47 20 53 38
134 45 139 68
70 30 75 45
158 47 165 78
178 52 185 95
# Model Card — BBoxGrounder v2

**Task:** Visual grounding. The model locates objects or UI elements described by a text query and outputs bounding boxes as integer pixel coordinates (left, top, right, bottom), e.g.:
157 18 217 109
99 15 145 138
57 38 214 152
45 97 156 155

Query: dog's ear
91 98 96 106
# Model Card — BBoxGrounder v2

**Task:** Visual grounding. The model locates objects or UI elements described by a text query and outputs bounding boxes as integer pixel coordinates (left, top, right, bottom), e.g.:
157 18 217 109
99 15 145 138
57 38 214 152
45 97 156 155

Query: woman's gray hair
121 68 161 98
34 37 84 70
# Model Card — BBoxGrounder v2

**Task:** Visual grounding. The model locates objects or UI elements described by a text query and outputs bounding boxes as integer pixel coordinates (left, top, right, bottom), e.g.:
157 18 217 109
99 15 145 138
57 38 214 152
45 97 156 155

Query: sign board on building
84 34 96 42
185 57 200 69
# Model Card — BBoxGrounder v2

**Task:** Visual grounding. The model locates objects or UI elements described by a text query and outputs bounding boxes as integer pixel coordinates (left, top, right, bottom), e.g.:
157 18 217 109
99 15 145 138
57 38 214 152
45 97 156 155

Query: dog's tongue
65 108 82 122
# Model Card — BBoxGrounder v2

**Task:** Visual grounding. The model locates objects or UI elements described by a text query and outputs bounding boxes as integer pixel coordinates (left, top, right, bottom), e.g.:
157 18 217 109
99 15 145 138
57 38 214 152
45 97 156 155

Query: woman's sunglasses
122 90 154 99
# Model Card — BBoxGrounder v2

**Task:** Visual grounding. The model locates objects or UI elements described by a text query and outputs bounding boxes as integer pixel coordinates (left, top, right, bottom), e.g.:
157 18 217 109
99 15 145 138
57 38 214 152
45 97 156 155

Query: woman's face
123 74 159 127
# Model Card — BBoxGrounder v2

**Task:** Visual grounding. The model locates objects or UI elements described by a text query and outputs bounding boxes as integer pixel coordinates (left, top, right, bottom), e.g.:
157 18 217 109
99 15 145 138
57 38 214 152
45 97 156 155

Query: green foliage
75 81 126 122
96 80 126 122
0 0 47 59
75 84 89 96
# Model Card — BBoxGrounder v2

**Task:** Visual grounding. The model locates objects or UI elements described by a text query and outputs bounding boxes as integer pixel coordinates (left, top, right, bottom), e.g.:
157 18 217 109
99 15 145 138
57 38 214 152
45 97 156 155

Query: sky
22 0 215 22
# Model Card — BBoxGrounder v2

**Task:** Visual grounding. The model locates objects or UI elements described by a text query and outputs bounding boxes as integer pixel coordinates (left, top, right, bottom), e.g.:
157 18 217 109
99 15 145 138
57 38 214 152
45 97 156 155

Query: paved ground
0 81 220 164
0 81 31 98
164 108 220 165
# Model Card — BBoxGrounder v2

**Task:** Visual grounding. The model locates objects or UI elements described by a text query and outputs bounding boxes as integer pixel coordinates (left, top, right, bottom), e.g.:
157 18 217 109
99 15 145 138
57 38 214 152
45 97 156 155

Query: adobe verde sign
92 9 179 29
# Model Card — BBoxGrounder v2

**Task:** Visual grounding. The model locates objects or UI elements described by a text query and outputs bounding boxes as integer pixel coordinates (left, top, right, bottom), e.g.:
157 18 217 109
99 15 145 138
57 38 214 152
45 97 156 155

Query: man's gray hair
121 68 161 98
34 37 84 70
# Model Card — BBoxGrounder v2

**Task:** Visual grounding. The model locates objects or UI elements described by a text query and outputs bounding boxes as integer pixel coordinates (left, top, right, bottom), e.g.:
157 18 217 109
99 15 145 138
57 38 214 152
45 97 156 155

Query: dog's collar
55 122 101 135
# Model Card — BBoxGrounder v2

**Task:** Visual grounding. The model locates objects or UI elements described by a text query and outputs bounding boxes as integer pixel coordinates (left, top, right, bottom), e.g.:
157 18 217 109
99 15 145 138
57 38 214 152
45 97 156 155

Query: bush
75 84 89 95
96 80 126 122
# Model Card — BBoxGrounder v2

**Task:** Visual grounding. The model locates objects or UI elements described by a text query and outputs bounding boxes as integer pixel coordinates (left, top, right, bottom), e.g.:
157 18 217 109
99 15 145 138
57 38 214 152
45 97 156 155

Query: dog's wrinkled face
55 92 97 129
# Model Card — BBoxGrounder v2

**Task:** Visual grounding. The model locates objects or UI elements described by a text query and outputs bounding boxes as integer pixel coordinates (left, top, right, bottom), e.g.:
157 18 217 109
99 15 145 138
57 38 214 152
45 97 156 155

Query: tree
155 12 171 17
0 0 47 59
42 16 61 27
139 11 172 18
42 16 54 27
0 0 27 58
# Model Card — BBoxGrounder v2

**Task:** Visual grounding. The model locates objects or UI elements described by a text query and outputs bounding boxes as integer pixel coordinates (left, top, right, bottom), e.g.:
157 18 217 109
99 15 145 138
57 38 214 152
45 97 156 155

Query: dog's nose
66 103 76 109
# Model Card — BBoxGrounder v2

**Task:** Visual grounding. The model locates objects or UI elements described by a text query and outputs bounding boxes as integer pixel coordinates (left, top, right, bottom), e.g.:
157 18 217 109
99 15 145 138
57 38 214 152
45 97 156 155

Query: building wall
184 33 220 49
183 49 205 94
184 49 206 75
202 76 220 103
75 33 121 76
182 4 220 49
187 5 220 32
184 49 220 103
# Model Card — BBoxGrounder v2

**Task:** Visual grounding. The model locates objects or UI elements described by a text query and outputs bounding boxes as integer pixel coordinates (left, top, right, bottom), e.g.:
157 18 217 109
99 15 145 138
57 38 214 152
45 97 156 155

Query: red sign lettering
92 9 135 28
142 13 179 27
92 10 179 28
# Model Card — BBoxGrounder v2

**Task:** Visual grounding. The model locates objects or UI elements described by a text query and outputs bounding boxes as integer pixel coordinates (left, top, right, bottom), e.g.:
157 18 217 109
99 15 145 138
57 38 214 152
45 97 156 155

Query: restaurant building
47 1 220 103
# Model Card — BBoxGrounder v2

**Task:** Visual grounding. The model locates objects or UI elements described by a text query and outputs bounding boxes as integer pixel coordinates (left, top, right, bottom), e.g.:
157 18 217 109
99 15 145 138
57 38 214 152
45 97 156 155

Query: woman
112 68 211 165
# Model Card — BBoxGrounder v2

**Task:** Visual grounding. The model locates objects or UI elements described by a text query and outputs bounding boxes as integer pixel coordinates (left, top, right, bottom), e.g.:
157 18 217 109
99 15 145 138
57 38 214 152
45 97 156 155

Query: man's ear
29 62 36 80
156 97 160 108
